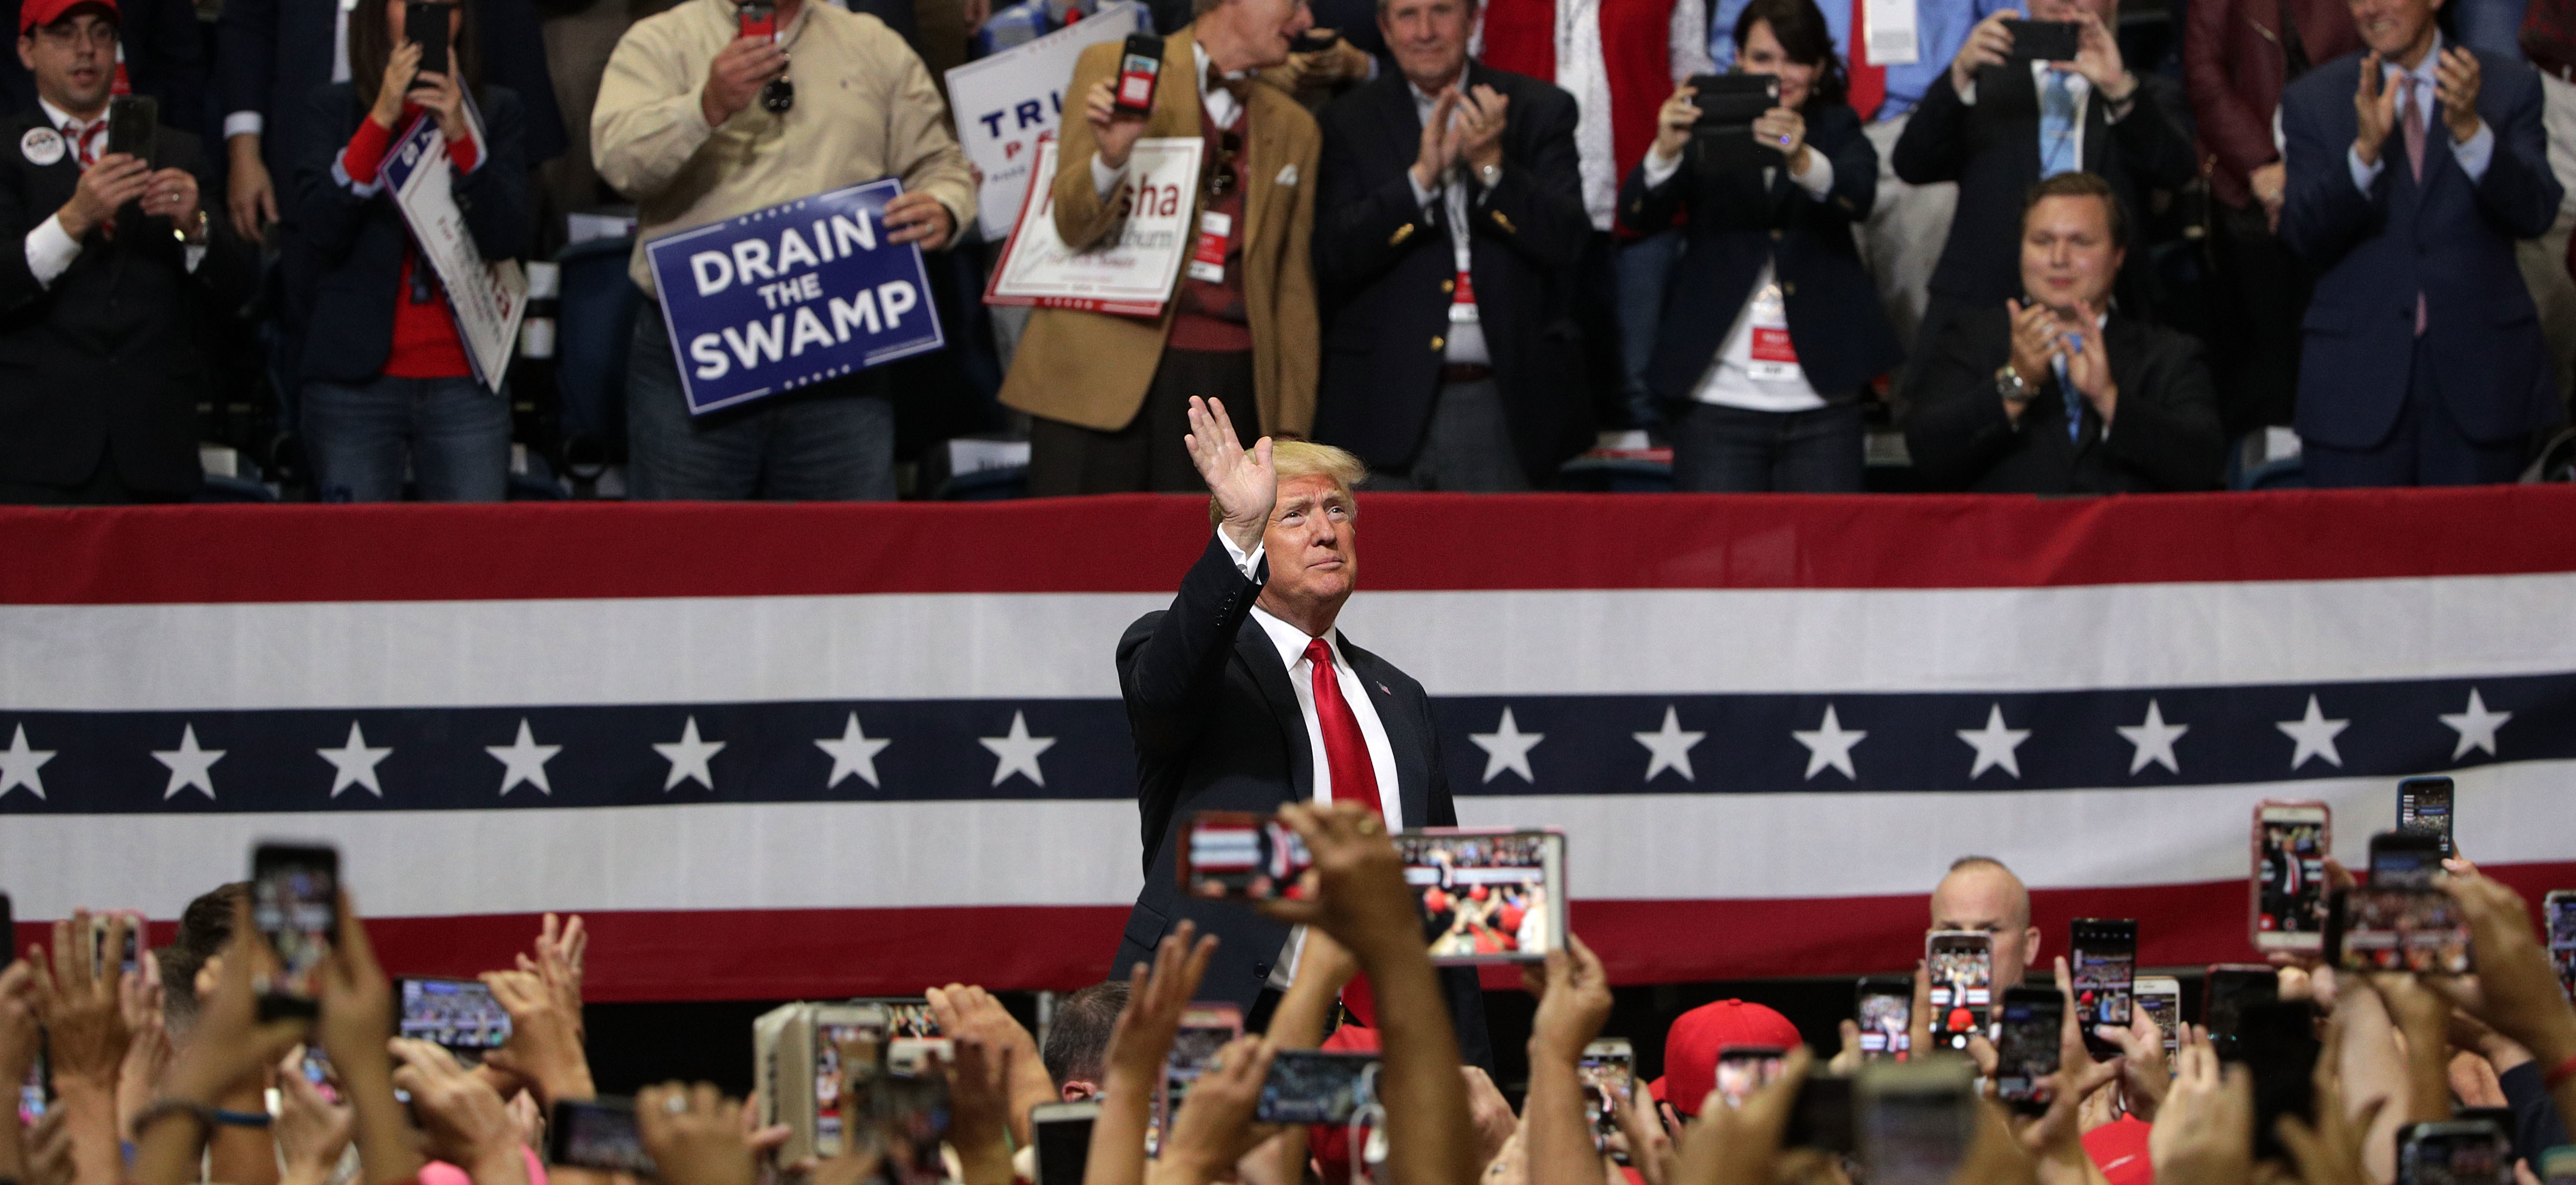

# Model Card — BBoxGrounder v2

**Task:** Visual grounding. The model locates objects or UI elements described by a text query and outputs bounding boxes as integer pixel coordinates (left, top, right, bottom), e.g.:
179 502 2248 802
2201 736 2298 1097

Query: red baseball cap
2082 1117 2154 1185
1654 999 1803 1118
20 0 118 34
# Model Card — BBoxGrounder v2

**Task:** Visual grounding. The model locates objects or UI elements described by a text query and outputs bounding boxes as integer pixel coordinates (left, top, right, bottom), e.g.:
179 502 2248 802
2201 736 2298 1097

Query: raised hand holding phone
1157 1035 1277 1185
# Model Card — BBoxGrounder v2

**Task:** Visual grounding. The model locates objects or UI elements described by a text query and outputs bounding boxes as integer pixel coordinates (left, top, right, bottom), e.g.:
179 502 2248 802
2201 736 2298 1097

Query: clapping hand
1454 85 1509 176
1184 395 1274 557
2435 46 2484 145
2354 52 2398 167
1413 88 1462 190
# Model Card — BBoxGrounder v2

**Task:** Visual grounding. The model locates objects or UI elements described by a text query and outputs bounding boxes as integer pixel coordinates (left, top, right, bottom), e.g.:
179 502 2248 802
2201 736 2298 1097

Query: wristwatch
172 208 209 245
1995 364 2033 406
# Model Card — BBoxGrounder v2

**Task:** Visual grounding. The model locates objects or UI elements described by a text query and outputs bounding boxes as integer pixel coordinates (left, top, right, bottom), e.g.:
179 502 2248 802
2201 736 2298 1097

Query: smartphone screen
2253 803 2331 952
2396 777 2455 856
2398 1121 2512 1185
1180 811 1312 900
1856 978 1911 1061
398 978 513 1051
1579 1038 1633 1139
2133 976 2182 1061
843 998 940 1038
1115 33 1161 112
1784 1075 1856 1154
2069 919 2136 1055
2204 965 2276 1058
1924 930 1993 1051
17 1050 42 1126
251 843 340 1018
549 1097 655 1175
869 1067 951 1185
1399 829 1565 964
1992 988 2062 1111
2545 891 2575 1002
1031 1103 1097 1185
1254 1050 1377 1124
1157 1005 1242 1131
2331 884 2472 974
1856 1060 1979 1185
1716 1045 1787 1109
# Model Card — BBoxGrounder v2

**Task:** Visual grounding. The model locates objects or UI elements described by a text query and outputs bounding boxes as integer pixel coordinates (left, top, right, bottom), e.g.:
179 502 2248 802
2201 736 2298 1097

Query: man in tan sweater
594 0 975 500
997 0 1321 495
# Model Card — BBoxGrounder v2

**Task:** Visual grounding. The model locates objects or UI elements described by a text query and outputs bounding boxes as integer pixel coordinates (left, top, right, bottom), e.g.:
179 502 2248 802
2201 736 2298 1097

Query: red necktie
69 121 102 169
2400 75 2426 334
1304 637 1383 816
1847 0 1887 123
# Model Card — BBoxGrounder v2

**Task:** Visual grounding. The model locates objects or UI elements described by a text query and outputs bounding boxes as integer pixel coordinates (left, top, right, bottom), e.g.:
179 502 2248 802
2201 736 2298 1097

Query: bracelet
131 1099 219 1136
2546 1051 2576 1091
212 1107 274 1128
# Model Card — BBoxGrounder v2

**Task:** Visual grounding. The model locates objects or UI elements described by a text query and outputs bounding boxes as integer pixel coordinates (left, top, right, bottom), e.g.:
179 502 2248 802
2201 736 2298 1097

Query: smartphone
736 0 776 41
1114 33 1162 115
1783 1074 1856 1154
1578 1038 1633 1141
2069 919 2136 1058
886 1036 953 1076
251 843 340 1020
1254 1050 1377 1124
1856 977 1912 1061
105 95 155 163
2233 1000 2320 1161
396 977 513 1052
2329 884 2472 974
809 1003 892 1158
2204 964 2277 1060
2370 830 2446 888
1992 988 2063 1113
1157 1004 1242 1132
2004 19 2081 62
87 911 142 978
1397 828 1567 964
2396 1119 2512 1185
2395 777 2455 857
548 1097 655 1175
1685 72 1781 128
2133 976 2181 1061
403 2 452 80
2538 1145 2576 1185
1179 811 1313 900
843 997 940 1037
1716 1045 1787 1109
2545 890 2575 1002
1855 1057 1980 1185
1923 930 1993 1051
868 1059 952 1185
17 1047 43 1126
2253 802 2331 953
1031 1101 1098 1185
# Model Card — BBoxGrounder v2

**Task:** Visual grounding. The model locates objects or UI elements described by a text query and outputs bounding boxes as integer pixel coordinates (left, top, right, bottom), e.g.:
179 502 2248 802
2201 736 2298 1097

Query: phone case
2250 802 2330 951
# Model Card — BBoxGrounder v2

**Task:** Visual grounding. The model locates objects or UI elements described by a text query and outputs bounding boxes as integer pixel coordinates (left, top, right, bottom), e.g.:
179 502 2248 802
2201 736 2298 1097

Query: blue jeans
1671 401 1866 492
301 374 511 502
627 309 898 501
1615 230 1683 431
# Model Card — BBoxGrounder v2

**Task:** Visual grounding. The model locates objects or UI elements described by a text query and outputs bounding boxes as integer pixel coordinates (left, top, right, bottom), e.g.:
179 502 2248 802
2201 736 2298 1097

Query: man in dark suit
1906 172 2223 493
0 0 201 134
2278 0 2561 485
1891 0 2194 370
1115 396 1489 1066
0 0 249 503
1309 0 1589 490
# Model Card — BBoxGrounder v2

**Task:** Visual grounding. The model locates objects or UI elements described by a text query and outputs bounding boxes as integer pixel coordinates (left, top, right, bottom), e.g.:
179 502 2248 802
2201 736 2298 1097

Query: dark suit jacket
1904 305 2224 492
0 110 252 493
2278 47 2562 448
290 82 528 382
216 0 564 187
1619 102 1902 405
1892 65 2196 306
1116 536 1491 1067
0 0 207 134
1311 64 1592 483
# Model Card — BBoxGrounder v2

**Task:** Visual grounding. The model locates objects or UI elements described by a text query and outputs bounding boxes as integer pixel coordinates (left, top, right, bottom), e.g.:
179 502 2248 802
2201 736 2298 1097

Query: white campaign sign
982 136 1201 317
384 111 528 391
945 1 1146 240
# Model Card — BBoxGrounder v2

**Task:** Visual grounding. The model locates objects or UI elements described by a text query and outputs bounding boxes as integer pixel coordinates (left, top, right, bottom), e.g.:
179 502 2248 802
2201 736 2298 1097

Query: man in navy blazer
1114 397 1489 1067
2278 0 2561 485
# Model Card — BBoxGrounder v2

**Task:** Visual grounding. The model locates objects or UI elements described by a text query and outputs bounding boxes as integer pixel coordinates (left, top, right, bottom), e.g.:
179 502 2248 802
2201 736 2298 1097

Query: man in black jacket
1115 396 1490 1066
1309 0 1590 491
1891 0 2193 372
0 0 202 135
0 0 249 503
1905 172 2221 493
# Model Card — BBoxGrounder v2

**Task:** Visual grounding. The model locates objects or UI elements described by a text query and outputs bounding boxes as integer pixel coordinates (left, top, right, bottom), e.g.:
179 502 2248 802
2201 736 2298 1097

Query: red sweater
340 109 483 380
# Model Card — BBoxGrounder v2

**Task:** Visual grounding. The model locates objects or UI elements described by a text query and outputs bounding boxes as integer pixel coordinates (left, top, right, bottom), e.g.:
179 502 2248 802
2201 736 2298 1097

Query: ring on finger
663 1095 689 1114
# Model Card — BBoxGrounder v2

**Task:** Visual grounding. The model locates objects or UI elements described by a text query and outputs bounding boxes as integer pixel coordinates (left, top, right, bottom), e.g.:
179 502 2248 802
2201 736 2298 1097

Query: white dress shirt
24 99 206 287
2346 32 2494 194
1405 66 1493 365
1638 139 1835 410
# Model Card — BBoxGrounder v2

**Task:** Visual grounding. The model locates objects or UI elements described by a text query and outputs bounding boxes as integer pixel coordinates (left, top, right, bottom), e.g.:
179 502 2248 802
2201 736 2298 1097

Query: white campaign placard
982 135 1202 317
945 1 1146 240
382 110 528 392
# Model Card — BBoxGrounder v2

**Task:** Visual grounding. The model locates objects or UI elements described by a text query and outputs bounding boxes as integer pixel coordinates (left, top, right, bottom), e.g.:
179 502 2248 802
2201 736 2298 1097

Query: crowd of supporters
9 0 2576 503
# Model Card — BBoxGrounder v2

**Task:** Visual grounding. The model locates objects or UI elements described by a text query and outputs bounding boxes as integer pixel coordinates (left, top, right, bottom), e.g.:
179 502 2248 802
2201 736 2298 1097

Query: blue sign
645 179 946 416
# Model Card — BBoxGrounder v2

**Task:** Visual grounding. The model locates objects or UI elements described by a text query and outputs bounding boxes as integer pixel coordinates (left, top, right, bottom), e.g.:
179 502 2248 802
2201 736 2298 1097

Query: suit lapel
1344 641 1430 831
1236 619 1314 801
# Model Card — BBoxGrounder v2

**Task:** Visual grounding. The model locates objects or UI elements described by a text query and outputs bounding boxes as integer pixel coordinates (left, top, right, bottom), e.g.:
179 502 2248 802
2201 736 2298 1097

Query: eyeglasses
34 21 116 49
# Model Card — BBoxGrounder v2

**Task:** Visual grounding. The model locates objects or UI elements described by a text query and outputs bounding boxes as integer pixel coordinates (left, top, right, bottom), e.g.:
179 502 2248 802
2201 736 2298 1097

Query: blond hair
1207 440 1368 528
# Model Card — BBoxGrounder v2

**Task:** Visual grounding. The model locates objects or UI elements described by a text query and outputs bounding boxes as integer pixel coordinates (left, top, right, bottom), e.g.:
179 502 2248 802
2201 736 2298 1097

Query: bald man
1929 855 2043 990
